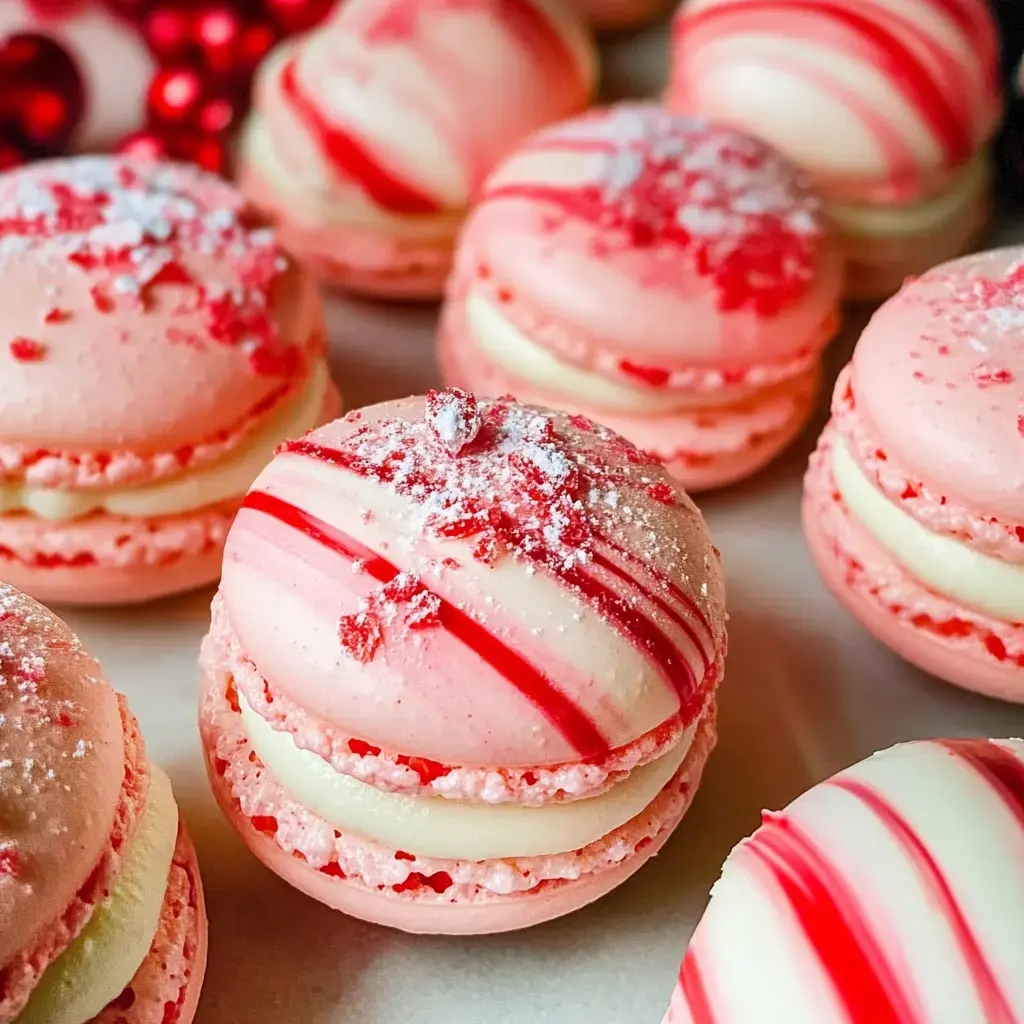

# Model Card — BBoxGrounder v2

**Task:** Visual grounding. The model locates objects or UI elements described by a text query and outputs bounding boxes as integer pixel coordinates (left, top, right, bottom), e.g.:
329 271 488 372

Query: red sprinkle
9 337 47 362
619 360 671 387
0 846 22 878
647 482 676 505
337 613 383 664
426 387 481 454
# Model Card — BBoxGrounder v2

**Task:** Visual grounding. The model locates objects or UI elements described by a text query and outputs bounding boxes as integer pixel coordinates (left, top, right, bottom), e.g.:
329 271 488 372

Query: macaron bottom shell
803 439 1024 703
438 318 820 493
239 129 454 302
199 667 717 935
829 164 992 302
90 823 208 1024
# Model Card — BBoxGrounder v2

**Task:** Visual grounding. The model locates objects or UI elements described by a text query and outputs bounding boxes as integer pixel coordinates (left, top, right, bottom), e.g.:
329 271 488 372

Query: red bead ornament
142 6 195 65
264 0 339 35
146 66 205 127
194 5 243 77
236 19 278 76
0 33 84 158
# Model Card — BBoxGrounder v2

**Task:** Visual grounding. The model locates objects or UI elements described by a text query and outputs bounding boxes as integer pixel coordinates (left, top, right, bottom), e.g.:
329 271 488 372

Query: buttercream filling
0 364 329 522
15 767 178 1024
239 691 693 861
832 439 1024 622
826 152 989 240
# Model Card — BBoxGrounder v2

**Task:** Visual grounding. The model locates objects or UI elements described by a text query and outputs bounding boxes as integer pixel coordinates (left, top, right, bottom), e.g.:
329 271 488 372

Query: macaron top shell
670 0 1001 203
456 103 841 378
222 392 726 769
849 247 1024 523
0 156 321 488
0 584 126 985
253 0 595 218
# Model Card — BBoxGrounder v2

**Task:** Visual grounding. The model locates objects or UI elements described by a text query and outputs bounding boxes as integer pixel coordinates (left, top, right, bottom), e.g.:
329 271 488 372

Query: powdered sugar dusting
490 104 825 315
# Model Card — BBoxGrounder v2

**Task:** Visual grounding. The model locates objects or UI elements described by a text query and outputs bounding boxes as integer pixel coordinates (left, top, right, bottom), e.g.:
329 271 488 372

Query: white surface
49 24 1024 1024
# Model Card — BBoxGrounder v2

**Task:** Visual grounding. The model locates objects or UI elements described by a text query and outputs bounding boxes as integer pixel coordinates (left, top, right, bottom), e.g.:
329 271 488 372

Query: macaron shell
91 822 208 1024
851 247 1024 522
220 397 725 767
238 145 454 300
439 310 820 491
200 682 716 934
0 157 321 458
457 104 840 374
803 438 1024 702
0 586 147 1018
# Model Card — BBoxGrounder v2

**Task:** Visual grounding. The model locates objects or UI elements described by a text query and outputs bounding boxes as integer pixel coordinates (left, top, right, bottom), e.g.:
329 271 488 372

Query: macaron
0 582 207 1024
0 154 337 607
667 0 1002 301
238 0 597 300
662 737 1024 1023
199 388 727 934
439 103 842 492
803 247 1024 702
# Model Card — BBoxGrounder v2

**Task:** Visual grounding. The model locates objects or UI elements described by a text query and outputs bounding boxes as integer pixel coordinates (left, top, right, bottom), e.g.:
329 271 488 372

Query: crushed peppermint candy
0 156 301 379
9 337 47 362
0 842 22 878
426 387 481 454
485 104 824 316
338 572 442 662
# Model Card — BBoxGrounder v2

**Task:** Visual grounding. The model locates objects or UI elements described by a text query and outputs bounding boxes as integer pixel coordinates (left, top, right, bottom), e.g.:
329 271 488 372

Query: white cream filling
16 768 178 1024
1 363 329 522
240 691 692 861
466 291 713 414
826 153 989 239
832 439 1024 621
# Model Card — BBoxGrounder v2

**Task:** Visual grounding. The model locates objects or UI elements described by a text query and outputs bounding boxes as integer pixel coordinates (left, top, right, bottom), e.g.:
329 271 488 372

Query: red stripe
557 562 702 720
939 739 1024 830
241 490 611 757
748 813 919 1023
832 777 1018 1024
594 544 714 672
279 58 442 215
678 951 717 1024
683 0 972 166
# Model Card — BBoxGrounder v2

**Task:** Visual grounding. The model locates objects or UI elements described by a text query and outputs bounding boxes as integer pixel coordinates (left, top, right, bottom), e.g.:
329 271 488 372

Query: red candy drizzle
488 106 823 315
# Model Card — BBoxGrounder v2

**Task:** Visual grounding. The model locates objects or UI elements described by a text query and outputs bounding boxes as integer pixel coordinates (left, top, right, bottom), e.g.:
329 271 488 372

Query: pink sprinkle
426 388 482 454
9 337 47 362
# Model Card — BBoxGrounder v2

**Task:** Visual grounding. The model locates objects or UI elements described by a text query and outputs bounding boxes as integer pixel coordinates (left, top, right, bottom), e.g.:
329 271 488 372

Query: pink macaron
662 737 1024 1023
804 247 1024 702
440 103 843 492
200 388 727 934
238 0 597 300
0 582 207 1024
0 154 337 607
667 0 1002 301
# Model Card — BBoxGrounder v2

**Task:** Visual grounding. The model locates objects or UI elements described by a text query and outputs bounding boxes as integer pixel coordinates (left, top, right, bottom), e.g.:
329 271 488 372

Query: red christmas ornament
142 6 196 65
101 0 156 26
264 0 339 35
237 20 279 76
0 33 84 158
194 5 243 77
146 66 205 127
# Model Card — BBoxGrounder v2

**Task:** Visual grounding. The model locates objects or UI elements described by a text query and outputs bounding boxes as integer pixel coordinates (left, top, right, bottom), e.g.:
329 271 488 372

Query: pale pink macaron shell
0 584 147 1019
803 440 1024 702
220 396 726 769
200 672 717 935
849 247 1024 523
0 156 322 485
93 824 208 1024
448 103 842 384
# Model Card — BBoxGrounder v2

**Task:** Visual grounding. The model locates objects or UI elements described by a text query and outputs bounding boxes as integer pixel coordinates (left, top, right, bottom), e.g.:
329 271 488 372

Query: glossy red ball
146 66 205 126
0 33 84 157
264 0 338 34
142 6 196 64
195 5 244 76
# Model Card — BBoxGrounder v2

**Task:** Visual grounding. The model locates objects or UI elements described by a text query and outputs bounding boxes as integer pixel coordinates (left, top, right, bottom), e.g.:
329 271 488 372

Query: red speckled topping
0 584 132 1009
0 156 322 488
849 247 1024 522
485 103 825 315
